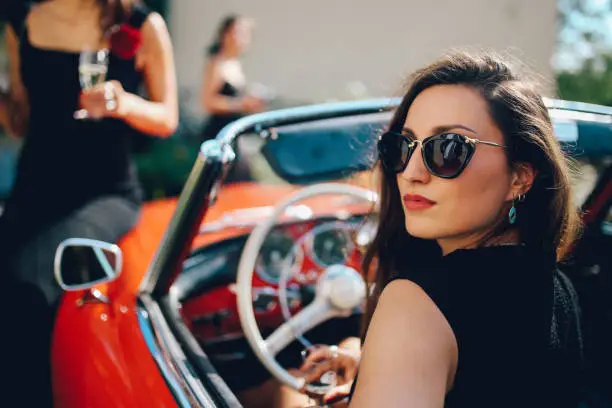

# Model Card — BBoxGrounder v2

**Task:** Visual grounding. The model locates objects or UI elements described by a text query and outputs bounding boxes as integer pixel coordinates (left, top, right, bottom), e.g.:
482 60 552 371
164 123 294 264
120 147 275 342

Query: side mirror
54 238 123 291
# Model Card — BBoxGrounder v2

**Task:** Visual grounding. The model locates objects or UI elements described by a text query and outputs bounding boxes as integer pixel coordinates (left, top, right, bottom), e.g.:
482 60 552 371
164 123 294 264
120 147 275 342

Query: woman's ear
508 163 537 200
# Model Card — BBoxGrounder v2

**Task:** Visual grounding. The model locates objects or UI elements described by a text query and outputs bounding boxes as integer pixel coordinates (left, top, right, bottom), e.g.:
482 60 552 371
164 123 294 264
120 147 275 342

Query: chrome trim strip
216 97 401 146
550 109 612 125
139 295 219 407
164 290 244 407
198 204 314 234
544 96 612 117
137 303 196 408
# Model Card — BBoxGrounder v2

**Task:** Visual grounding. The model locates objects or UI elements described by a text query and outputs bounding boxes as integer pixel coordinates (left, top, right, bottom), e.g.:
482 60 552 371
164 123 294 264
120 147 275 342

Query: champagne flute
301 344 338 408
74 48 109 120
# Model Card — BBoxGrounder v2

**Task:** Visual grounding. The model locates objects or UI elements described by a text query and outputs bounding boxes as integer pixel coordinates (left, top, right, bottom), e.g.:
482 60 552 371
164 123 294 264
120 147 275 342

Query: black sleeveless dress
200 80 244 142
2 5 153 407
2 2 149 245
350 245 584 408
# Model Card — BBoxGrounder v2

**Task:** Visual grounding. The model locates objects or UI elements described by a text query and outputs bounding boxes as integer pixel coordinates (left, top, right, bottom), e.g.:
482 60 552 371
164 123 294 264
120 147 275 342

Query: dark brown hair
207 14 240 56
98 0 135 35
360 51 582 337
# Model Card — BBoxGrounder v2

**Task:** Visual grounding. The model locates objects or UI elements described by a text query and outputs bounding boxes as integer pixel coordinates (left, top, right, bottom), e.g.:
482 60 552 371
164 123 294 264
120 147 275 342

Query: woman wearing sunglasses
304 52 584 407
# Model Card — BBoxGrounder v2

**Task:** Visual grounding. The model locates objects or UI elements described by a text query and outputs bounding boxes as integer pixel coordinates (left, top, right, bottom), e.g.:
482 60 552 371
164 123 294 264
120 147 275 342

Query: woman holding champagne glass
0 0 177 405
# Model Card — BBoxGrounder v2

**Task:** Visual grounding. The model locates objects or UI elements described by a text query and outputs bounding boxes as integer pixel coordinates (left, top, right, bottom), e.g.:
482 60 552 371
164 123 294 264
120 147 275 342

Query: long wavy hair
360 51 582 337
98 0 136 34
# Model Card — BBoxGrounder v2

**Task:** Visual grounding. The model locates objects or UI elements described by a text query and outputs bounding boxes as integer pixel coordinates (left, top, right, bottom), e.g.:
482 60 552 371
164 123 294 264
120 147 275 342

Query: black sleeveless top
351 245 584 408
200 80 244 142
4 3 149 238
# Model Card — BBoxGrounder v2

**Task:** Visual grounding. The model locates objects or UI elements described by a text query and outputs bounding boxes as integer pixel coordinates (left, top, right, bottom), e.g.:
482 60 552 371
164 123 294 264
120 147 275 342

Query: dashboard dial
311 227 352 267
255 229 301 284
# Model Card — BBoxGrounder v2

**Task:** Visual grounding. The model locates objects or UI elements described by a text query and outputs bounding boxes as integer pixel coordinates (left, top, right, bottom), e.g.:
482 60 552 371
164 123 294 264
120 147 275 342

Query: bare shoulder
350 279 458 407
139 12 172 62
139 11 171 53
373 279 455 340
141 11 168 35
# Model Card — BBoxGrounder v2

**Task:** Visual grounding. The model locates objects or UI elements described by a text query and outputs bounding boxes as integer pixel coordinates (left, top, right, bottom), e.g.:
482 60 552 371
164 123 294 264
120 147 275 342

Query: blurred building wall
169 0 557 114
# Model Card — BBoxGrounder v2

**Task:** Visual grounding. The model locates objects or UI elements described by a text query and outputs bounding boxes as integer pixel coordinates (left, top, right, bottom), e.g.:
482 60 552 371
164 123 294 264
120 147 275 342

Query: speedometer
255 229 301 284
311 228 351 267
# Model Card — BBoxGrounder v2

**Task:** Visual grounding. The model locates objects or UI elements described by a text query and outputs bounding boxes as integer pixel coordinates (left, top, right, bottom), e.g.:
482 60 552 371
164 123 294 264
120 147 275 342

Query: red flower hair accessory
109 24 142 60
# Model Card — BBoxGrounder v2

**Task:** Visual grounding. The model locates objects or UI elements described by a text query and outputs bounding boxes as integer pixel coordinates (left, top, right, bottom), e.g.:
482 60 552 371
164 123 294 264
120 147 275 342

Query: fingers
79 82 121 119
323 383 352 406
300 346 335 372
300 358 336 383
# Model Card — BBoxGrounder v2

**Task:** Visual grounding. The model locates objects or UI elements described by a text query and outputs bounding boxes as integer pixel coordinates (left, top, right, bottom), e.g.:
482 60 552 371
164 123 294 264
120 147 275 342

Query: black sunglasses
378 131 506 179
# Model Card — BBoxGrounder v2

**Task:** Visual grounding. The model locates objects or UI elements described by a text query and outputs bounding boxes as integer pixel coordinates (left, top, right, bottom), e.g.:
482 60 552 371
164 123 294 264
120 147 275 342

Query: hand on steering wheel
299 342 360 406
235 183 376 393
299 344 360 386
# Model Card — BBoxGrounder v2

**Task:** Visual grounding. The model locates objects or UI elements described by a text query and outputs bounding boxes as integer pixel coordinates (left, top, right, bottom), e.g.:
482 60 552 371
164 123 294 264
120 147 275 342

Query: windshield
235 113 610 208
229 112 387 191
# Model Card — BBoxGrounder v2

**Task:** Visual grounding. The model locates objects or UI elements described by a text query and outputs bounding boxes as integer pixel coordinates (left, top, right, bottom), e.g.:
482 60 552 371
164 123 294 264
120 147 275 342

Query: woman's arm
349 280 458 408
3 24 29 139
200 59 263 115
79 13 178 137
119 12 178 137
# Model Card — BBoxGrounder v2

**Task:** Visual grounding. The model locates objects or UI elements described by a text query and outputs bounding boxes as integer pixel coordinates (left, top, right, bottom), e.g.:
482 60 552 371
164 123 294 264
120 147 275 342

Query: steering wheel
235 183 377 392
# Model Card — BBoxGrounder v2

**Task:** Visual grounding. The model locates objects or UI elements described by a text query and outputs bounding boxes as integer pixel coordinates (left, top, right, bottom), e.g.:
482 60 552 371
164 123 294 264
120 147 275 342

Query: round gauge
311 227 351 267
255 229 302 284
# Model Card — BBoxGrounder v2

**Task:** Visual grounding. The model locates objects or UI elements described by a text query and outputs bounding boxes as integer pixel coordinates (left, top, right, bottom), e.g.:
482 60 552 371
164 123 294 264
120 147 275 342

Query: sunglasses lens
423 134 471 177
378 132 412 173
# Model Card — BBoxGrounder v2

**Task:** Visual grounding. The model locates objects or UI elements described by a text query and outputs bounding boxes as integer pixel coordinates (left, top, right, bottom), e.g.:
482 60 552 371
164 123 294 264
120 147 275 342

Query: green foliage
557 54 612 106
556 0 612 106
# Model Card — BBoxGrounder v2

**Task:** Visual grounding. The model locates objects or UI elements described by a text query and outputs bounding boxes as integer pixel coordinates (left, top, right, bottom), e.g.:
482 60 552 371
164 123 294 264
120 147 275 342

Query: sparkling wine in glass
74 48 109 120
301 344 338 408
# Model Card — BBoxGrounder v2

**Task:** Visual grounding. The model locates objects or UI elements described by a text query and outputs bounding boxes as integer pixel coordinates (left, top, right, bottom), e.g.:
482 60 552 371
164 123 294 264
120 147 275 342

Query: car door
563 160 612 407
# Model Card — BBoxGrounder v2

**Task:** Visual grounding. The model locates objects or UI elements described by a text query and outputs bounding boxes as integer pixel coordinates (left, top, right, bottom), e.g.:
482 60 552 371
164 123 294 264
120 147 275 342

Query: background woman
200 14 265 143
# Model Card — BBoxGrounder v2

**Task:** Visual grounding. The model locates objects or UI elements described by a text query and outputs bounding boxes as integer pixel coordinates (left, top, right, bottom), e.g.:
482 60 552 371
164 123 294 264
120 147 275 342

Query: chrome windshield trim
138 294 219 407
137 301 197 408
543 97 612 117
216 97 401 146
139 141 234 295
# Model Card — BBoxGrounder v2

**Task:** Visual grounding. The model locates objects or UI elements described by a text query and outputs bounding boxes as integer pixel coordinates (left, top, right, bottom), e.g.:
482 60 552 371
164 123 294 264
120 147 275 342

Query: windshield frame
139 97 401 295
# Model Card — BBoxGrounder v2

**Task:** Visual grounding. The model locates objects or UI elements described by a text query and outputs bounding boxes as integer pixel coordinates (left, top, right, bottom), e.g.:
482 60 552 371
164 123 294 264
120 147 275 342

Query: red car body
50 99 612 407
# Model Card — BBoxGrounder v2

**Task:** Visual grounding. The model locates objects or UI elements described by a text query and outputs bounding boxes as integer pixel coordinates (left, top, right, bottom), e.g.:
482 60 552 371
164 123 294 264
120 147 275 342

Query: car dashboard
174 215 370 357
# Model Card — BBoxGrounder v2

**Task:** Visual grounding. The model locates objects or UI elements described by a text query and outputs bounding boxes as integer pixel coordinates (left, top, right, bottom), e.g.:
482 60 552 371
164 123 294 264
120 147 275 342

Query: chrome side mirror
54 238 123 291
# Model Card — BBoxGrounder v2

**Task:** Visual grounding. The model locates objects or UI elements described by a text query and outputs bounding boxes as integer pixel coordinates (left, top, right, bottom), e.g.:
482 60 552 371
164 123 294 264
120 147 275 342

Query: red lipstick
403 194 436 210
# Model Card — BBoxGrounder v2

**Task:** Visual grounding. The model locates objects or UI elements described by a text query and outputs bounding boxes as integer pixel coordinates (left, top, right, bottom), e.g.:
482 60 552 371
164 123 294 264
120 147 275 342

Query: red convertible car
52 98 612 407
